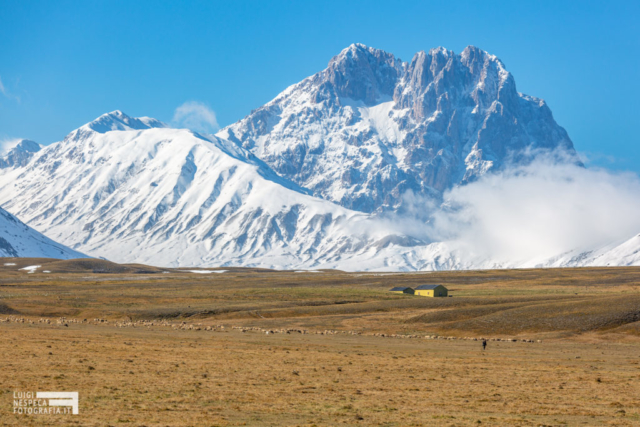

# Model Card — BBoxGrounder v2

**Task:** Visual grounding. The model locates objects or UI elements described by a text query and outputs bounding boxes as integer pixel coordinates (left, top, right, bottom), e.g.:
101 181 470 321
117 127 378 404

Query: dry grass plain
2 257 640 426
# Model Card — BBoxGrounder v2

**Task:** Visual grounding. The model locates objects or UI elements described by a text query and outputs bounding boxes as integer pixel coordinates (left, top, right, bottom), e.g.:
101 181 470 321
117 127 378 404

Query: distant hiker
482 339 487 351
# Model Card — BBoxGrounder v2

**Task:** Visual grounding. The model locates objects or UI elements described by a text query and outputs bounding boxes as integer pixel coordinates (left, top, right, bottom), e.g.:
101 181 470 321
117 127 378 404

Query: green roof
389 286 413 291
415 284 445 290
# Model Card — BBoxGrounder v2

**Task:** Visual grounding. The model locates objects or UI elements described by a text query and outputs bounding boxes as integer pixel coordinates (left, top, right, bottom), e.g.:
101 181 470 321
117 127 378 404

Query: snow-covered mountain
0 109 637 270
0 206 85 259
0 111 423 268
545 233 640 268
0 139 42 169
218 44 577 213
0 44 636 271
341 231 640 271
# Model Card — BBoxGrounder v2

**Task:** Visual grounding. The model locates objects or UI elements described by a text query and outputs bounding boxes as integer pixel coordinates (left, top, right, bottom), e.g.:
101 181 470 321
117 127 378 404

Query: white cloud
0 76 20 103
425 151 640 264
171 101 219 134
362 148 640 267
577 150 617 166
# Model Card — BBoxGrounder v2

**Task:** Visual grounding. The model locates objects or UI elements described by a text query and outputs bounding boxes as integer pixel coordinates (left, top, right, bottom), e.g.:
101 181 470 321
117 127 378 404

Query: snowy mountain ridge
82 110 167 133
0 111 426 268
0 108 638 270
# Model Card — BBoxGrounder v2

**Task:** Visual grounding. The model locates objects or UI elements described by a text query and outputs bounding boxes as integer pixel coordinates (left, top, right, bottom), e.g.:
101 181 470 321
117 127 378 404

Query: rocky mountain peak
312 43 404 105
219 44 576 214
59 110 169 144
10 139 41 153
0 139 42 169
394 45 515 122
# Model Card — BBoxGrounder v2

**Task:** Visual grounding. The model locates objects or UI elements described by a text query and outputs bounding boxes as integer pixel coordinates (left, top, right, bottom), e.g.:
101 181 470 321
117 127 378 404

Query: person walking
482 339 487 351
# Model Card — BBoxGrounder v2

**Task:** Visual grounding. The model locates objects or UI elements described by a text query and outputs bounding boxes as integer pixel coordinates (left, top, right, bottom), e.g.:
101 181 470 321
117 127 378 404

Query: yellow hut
414 284 448 297
389 286 415 294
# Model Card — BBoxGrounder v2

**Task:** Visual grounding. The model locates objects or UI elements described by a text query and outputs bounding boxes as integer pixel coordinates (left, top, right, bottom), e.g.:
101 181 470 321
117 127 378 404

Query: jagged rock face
0 139 42 169
312 45 403 105
218 44 576 213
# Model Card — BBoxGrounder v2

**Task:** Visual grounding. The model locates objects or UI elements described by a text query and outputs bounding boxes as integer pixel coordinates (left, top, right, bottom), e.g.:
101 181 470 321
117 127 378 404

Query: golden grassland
2 257 640 426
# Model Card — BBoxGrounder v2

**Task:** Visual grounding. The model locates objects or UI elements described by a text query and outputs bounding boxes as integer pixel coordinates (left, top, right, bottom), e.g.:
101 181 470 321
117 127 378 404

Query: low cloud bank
427 152 640 264
370 150 640 266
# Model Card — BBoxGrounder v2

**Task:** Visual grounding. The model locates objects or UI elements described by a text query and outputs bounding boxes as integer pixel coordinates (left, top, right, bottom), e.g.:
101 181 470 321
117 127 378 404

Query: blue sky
1 0 638 171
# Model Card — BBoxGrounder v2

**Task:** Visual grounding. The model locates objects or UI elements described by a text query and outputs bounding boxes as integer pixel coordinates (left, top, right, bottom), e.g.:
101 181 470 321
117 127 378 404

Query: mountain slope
0 111 421 268
218 44 577 213
0 206 85 259
543 233 640 268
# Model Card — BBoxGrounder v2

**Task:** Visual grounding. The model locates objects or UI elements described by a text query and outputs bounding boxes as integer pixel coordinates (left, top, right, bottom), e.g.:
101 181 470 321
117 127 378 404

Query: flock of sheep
0 315 542 343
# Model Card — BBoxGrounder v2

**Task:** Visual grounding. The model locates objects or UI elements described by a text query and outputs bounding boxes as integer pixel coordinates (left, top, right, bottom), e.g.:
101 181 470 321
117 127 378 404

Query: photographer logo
13 391 79 415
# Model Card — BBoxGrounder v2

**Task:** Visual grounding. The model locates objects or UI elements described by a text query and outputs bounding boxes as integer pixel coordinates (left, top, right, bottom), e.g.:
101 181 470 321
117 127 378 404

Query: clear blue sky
1 0 638 171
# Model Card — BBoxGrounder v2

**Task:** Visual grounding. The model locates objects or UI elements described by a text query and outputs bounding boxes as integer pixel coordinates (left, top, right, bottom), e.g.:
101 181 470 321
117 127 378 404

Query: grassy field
2 257 640 425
